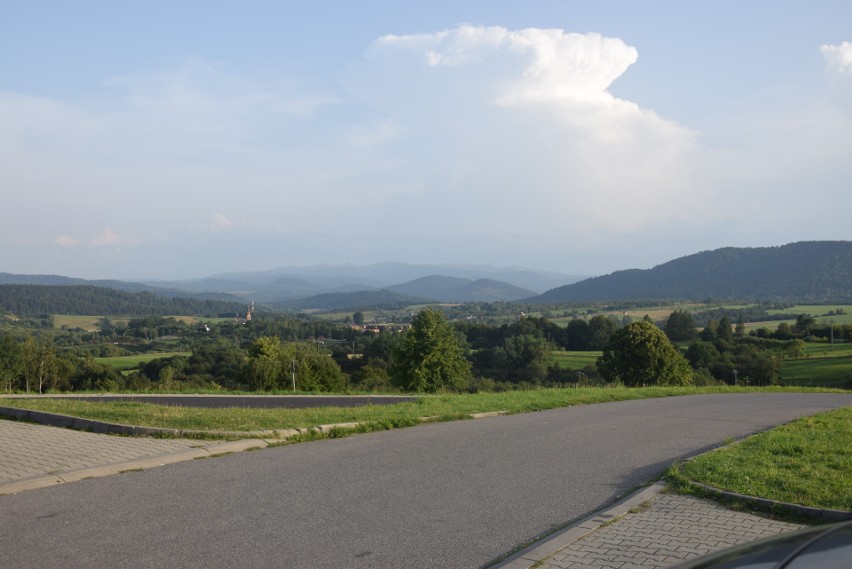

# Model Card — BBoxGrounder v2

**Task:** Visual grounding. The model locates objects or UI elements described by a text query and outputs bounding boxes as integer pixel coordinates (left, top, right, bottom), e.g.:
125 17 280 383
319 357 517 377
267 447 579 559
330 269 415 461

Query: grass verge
0 386 839 434
667 407 852 512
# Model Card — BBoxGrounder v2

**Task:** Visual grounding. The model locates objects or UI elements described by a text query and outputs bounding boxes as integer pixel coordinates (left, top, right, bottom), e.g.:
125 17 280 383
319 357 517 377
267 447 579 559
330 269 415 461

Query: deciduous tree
598 321 693 386
391 309 471 392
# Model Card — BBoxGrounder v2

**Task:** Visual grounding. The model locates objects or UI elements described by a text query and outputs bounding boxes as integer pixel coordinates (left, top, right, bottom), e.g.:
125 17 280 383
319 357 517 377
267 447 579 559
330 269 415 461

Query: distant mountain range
530 241 852 304
4 242 849 314
136 263 580 305
0 264 583 309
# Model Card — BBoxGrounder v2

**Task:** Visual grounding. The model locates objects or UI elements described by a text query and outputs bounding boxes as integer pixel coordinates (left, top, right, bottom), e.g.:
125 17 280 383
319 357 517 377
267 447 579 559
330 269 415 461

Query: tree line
1 308 846 394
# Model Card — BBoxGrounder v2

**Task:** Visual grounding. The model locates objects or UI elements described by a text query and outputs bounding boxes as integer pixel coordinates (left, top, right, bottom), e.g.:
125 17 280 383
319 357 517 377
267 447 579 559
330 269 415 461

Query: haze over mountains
0 263 584 306
2 242 850 311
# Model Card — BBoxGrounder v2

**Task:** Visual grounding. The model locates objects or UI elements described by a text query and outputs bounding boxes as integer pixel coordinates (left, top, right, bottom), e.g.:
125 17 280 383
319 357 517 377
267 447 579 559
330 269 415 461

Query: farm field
780 357 852 388
53 315 130 330
780 342 852 388
766 304 852 325
51 314 231 330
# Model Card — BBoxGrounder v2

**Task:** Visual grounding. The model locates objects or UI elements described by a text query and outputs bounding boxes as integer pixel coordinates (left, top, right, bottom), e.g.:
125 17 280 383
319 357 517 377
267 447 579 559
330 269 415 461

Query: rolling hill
531 241 852 303
0 284 247 317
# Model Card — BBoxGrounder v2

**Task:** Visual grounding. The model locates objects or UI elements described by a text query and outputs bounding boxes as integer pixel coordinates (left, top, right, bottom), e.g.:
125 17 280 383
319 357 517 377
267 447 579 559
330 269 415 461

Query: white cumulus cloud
820 41 852 74
344 25 700 236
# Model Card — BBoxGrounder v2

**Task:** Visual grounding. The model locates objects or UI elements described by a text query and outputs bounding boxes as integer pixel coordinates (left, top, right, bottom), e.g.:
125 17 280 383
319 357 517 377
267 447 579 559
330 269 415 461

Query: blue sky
2 1 851 280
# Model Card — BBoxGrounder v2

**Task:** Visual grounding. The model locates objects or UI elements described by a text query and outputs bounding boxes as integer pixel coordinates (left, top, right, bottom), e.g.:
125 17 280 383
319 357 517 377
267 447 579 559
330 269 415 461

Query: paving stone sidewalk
0 419 267 494
535 491 803 569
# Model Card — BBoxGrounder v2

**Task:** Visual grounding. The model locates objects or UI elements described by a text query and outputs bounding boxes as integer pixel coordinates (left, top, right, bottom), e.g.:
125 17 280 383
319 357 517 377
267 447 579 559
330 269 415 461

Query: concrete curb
680 479 852 523
0 406 294 438
0 439 269 496
490 481 668 569
0 406 509 440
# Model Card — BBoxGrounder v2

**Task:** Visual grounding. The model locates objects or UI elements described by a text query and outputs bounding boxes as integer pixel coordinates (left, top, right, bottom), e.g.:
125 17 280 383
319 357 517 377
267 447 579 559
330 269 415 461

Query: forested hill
0 284 247 317
531 241 852 303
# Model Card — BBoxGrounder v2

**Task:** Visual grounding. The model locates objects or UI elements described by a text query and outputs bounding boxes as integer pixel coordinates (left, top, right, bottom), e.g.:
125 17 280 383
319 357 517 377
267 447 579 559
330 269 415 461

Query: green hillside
533 241 852 303
0 284 246 317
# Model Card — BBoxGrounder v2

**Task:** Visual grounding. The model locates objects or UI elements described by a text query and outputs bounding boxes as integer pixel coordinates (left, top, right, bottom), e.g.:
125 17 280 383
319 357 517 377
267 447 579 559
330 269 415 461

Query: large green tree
391 309 471 392
598 321 693 386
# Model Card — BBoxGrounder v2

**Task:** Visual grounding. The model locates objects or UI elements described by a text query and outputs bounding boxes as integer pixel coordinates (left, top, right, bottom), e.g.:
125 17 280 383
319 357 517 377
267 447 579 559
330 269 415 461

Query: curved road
1 393 849 568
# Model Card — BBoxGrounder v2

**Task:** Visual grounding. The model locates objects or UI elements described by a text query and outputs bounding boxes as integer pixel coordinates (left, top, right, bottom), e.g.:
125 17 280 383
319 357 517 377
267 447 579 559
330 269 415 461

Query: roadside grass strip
0 386 841 436
668 407 852 512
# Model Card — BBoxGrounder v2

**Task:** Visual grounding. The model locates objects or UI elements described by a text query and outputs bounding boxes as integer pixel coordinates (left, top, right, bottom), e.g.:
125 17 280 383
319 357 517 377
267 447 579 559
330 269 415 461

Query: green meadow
551 351 602 368
95 352 191 371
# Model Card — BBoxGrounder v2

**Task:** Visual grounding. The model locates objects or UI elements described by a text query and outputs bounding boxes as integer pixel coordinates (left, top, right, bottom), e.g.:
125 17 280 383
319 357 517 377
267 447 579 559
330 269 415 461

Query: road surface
1 393 849 569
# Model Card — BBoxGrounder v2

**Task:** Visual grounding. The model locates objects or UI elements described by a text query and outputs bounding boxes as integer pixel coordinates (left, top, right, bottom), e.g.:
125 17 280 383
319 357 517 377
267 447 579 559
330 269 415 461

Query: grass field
669 407 852 511
778 341 852 388
766 304 852 325
780 357 852 388
95 352 191 370
551 351 602 368
803 343 852 357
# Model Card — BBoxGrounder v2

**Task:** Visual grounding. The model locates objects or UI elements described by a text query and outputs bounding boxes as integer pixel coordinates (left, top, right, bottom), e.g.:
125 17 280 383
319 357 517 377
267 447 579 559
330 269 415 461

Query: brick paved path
0 418 270 495
538 492 803 569
0 419 208 484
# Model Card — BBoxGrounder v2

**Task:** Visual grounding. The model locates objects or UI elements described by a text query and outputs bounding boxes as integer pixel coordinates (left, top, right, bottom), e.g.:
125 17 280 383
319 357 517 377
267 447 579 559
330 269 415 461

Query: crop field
53 315 130 330
314 311 379 322
546 304 709 327
51 314 232 330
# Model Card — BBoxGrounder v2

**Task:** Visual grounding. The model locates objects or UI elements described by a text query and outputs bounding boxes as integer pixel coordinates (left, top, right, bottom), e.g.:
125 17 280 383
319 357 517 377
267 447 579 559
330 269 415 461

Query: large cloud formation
344 26 699 239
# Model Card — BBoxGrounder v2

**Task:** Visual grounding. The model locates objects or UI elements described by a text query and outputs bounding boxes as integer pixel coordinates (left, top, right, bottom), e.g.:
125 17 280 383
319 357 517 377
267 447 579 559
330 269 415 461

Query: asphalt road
1 393 849 569
45 394 417 408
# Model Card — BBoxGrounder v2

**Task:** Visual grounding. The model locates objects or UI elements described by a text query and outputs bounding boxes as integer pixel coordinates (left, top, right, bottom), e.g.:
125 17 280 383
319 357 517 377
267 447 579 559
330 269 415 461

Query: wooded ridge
531 241 852 303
